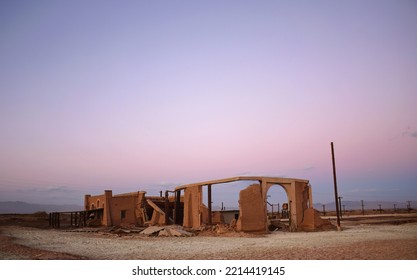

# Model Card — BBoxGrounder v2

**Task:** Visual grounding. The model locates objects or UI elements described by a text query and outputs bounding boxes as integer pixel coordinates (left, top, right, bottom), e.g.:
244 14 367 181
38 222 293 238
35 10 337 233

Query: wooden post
338 196 343 219
331 142 341 229
175 190 181 224
208 184 212 225
165 191 170 225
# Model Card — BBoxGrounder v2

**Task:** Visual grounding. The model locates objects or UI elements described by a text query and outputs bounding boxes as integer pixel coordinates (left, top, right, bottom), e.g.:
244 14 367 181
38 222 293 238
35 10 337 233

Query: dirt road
1 221 416 260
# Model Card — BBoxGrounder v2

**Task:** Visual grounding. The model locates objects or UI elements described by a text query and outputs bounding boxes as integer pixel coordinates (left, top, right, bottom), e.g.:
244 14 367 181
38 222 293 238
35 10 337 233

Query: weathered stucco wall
84 176 329 232
84 191 146 226
85 194 106 210
236 184 266 232
183 185 202 228
175 177 317 232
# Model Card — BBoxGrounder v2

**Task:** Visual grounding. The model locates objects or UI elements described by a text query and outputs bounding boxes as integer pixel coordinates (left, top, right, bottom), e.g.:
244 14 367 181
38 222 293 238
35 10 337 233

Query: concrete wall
110 195 137 226
177 178 316 232
84 191 146 227
83 176 325 232
85 194 106 210
236 184 266 232
183 185 202 228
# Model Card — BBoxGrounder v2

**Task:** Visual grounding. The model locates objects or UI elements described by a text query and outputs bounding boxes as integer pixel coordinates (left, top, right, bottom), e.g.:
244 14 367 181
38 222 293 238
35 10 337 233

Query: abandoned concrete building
84 176 331 232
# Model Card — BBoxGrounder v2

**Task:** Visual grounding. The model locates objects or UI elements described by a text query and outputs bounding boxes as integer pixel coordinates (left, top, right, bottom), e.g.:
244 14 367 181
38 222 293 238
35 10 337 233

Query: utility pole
338 196 343 219
361 200 365 216
207 184 212 225
331 142 341 229
322 204 326 216
378 204 382 214
407 201 411 213
394 204 396 213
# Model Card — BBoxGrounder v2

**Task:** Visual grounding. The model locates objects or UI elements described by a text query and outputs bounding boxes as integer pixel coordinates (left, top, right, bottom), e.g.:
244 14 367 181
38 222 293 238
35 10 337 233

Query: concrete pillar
207 184 212 225
260 180 268 231
183 186 202 228
84 194 91 210
288 182 298 231
236 184 266 232
104 190 113 226
174 190 181 224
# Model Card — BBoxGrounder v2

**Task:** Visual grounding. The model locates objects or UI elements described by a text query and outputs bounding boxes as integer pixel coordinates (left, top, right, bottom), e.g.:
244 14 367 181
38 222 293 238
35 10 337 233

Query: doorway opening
266 184 289 231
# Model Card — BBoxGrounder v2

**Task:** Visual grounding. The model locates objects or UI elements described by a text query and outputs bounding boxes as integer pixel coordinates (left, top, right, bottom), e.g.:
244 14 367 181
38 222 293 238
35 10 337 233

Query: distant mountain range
313 200 416 211
0 201 83 214
1 200 415 214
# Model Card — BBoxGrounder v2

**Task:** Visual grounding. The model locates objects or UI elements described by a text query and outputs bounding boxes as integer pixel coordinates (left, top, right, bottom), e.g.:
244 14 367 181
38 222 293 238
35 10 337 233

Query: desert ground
1 212 416 260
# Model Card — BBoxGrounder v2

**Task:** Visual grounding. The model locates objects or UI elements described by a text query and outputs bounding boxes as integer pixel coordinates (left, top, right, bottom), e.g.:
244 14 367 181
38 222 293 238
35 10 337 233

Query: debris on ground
140 225 194 237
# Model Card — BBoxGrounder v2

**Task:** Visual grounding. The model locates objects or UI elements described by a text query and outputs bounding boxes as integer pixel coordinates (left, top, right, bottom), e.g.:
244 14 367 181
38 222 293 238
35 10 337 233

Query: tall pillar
207 184 212 225
308 184 313 208
175 190 181 224
84 194 91 210
260 180 268 231
104 190 113 226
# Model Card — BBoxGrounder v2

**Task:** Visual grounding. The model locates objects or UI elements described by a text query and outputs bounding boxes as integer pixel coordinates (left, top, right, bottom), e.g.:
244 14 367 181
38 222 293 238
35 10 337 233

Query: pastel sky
1 0 416 207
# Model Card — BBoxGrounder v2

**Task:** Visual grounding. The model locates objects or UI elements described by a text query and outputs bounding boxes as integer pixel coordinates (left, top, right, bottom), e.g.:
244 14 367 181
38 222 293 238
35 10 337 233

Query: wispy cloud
17 185 75 194
402 126 417 139
347 187 401 194
348 188 378 193
6 185 83 204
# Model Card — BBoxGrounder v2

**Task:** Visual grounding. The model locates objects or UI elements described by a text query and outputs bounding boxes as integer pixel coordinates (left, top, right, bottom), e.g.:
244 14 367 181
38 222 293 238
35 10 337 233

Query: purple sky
1 0 416 207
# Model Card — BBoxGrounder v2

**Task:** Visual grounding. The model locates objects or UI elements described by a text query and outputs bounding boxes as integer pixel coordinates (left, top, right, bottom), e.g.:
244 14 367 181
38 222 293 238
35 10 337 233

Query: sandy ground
1 215 417 260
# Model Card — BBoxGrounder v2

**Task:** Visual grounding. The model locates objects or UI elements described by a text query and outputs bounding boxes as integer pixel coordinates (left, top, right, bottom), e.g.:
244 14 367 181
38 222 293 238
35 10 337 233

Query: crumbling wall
300 208 335 231
211 211 225 224
134 192 147 225
183 185 202 228
146 199 166 225
236 184 266 232
84 177 331 232
85 191 148 227
84 194 106 210
110 195 137 226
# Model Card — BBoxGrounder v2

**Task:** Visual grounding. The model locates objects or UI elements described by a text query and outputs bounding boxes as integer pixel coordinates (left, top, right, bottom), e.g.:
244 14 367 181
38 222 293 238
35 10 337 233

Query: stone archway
265 184 290 231
175 176 330 232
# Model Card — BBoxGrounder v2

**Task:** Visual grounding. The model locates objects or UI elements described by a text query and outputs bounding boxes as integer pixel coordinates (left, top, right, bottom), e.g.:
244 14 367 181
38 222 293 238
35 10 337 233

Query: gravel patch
1 223 416 259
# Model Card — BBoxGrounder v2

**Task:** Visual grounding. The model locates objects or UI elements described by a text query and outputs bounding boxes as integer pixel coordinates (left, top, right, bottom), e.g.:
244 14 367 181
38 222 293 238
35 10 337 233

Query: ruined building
84 176 331 232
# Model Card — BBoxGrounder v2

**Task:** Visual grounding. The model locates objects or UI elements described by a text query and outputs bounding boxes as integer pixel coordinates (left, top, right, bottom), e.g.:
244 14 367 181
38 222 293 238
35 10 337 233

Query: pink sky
0 1 416 206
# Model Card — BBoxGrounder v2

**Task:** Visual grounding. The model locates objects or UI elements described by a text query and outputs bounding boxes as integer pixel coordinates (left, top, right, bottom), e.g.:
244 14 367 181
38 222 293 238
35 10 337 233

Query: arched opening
96 200 100 208
204 181 255 225
266 184 290 232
